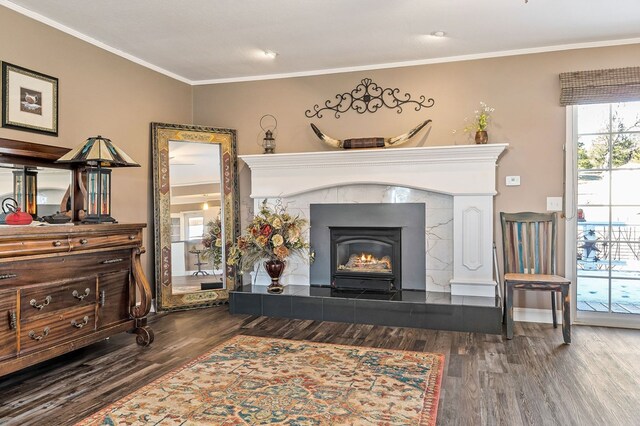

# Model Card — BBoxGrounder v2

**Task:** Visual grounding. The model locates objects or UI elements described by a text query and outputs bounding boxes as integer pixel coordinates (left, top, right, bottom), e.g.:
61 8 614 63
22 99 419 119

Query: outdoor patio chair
500 212 571 344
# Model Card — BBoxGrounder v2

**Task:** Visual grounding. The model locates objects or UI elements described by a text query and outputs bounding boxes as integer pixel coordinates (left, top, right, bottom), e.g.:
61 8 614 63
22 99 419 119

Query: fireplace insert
330 226 401 292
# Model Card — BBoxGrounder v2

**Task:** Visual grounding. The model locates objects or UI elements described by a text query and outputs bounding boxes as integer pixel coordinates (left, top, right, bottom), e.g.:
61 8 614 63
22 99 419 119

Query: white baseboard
513 307 563 324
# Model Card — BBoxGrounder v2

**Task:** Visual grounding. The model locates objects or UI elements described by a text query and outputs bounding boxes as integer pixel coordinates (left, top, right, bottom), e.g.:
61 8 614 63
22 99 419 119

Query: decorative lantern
259 114 277 154
56 135 139 223
12 168 38 218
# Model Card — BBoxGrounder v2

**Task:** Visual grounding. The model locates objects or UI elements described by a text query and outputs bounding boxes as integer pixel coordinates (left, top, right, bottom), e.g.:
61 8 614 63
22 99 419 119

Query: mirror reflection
0 165 72 220
168 140 224 294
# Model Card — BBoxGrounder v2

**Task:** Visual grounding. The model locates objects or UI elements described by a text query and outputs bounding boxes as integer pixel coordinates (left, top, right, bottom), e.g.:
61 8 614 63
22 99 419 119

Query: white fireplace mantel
241 144 507 198
241 144 508 297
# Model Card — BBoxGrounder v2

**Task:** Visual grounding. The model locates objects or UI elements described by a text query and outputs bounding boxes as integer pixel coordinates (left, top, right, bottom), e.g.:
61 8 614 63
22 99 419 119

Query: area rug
78 335 444 425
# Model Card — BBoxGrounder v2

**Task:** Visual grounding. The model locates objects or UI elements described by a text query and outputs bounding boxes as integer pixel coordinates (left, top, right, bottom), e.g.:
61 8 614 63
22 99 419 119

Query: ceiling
3 0 640 84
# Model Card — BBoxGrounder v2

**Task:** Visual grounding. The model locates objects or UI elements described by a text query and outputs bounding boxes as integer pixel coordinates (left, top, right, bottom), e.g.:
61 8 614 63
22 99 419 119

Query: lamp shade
56 135 139 167
55 136 139 224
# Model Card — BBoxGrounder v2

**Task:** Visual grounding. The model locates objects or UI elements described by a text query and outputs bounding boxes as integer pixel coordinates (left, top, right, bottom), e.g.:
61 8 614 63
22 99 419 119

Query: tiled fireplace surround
241 144 508 298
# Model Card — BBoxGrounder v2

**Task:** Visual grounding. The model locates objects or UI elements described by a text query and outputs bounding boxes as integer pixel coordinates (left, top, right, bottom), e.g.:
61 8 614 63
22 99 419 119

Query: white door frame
565 106 640 329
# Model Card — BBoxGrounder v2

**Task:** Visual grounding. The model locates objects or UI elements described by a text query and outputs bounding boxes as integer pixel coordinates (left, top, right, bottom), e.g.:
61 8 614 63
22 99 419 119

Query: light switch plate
506 176 520 186
547 196 563 212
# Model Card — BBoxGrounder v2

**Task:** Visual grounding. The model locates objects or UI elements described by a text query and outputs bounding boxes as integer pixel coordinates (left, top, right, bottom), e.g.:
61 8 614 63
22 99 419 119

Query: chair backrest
500 212 557 275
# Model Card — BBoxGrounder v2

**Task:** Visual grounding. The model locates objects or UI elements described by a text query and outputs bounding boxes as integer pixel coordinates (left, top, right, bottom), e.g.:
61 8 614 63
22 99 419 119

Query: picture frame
2 62 58 136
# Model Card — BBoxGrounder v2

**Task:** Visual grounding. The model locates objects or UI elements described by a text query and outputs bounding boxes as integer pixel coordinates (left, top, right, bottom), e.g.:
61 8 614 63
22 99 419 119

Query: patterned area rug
79 335 444 425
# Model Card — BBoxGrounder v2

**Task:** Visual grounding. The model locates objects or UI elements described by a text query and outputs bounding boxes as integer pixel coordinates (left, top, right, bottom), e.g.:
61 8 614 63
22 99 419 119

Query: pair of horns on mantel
310 119 432 150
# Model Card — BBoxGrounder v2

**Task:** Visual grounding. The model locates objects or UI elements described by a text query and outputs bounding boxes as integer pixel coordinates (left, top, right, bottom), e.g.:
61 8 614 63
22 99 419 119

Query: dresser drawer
20 277 97 320
0 249 132 287
20 305 96 354
70 231 141 252
0 236 70 259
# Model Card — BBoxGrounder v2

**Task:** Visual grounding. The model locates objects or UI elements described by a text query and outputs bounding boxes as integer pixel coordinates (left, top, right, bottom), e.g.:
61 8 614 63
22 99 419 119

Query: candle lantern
12 168 38 218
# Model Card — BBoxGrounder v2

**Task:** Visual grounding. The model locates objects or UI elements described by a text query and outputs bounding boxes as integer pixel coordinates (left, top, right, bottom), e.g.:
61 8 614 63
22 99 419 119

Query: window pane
578 171 609 205
611 206 640 226
577 103 610 134
609 242 640 279
576 276 609 312
577 205 609 226
611 279 640 314
577 238 608 272
577 135 609 169
610 132 640 169
187 216 204 240
611 101 640 132
611 170 640 205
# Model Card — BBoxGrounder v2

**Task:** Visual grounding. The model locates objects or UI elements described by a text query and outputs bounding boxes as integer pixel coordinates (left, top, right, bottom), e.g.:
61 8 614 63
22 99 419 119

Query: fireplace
330 227 401 292
240 144 507 297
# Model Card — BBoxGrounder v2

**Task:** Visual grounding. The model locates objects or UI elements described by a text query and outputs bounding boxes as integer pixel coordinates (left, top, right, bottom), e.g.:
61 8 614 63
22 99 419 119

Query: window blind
559 67 640 106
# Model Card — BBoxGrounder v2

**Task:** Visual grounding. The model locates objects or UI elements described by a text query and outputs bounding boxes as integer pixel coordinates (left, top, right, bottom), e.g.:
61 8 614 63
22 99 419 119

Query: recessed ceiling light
264 50 278 59
430 31 446 38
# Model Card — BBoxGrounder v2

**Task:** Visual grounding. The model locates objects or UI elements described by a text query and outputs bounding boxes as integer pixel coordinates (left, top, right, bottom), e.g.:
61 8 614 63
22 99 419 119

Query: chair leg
562 285 571 344
506 282 514 340
502 278 507 324
551 291 558 328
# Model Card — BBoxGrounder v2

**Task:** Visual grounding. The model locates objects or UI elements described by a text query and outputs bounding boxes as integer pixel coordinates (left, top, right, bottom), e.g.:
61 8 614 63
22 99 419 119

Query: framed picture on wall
1 62 58 136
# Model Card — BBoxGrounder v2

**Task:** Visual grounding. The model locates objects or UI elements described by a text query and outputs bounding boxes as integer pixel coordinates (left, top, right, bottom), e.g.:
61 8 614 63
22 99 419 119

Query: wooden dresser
0 223 153 378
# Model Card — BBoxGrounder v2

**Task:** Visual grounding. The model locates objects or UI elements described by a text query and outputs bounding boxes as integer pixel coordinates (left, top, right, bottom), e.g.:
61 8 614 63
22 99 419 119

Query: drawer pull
99 290 106 307
30 296 52 310
52 240 62 247
71 316 90 329
8 310 17 330
102 258 124 264
0 273 17 280
128 235 136 240
72 288 91 301
28 327 50 341
79 239 88 245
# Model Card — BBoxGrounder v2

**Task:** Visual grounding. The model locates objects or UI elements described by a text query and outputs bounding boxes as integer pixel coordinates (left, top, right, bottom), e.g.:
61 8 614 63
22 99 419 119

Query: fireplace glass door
330 227 401 291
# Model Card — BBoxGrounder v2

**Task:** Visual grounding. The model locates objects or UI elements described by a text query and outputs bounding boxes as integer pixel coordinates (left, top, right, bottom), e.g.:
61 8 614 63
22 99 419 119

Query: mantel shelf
241 143 508 198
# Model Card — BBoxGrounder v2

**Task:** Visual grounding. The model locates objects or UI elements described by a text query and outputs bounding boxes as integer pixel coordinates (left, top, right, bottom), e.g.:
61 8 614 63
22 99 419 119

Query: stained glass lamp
56 135 139 223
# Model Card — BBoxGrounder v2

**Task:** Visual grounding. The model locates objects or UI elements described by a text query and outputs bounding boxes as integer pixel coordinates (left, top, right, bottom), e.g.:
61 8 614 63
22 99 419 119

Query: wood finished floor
1 307 639 425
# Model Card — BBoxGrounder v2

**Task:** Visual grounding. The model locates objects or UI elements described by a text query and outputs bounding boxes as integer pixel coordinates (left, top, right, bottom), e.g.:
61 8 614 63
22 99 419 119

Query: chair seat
505 273 570 285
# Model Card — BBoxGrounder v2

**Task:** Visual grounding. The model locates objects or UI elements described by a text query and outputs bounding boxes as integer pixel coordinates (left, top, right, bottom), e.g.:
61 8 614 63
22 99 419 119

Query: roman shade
559 67 640 106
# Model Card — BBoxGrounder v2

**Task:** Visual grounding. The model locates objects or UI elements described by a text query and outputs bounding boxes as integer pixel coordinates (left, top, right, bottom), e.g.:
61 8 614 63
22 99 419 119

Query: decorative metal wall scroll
305 78 435 119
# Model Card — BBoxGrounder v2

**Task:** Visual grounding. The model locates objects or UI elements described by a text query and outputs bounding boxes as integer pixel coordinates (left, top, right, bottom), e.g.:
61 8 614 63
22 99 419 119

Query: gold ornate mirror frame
152 123 239 311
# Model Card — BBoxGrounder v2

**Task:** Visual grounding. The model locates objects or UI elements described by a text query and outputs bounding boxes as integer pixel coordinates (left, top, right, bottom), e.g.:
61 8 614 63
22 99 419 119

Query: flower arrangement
229 200 309 273
464 102 495 133
202 215 223 272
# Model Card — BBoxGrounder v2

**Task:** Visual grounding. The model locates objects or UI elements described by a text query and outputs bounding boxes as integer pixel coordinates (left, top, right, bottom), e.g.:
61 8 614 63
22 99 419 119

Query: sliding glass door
572 101 640 325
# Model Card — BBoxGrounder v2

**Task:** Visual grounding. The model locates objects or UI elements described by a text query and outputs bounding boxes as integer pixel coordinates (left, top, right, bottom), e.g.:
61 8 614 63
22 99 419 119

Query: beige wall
0 7 193 281
4 2 638 309
193 43 640 308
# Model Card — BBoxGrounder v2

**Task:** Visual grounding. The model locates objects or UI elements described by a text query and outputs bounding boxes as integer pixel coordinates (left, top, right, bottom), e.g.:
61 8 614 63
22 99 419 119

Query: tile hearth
229 285 501 334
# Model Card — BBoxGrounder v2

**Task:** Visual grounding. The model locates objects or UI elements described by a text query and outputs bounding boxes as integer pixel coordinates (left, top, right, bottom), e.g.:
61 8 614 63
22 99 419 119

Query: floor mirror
152 123 239 311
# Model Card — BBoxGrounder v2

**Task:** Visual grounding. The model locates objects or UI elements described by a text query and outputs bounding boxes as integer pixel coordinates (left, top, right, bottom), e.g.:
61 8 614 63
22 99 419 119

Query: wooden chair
500 212 571 344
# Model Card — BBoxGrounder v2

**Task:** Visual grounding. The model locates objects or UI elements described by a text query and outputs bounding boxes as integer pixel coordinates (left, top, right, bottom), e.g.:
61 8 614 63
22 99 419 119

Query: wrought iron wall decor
305 78 434 119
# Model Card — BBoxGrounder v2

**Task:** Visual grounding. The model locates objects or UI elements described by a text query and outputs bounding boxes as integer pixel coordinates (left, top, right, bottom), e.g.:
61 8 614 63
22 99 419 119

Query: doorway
568 101 640 326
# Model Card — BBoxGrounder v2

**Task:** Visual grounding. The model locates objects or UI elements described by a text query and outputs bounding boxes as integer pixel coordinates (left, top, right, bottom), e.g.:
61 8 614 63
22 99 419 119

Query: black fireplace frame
329 226 402 292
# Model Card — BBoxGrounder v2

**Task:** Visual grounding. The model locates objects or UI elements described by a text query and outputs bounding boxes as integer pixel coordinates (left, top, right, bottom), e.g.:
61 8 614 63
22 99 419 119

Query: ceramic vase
475 130 488 144
264 259 285 294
